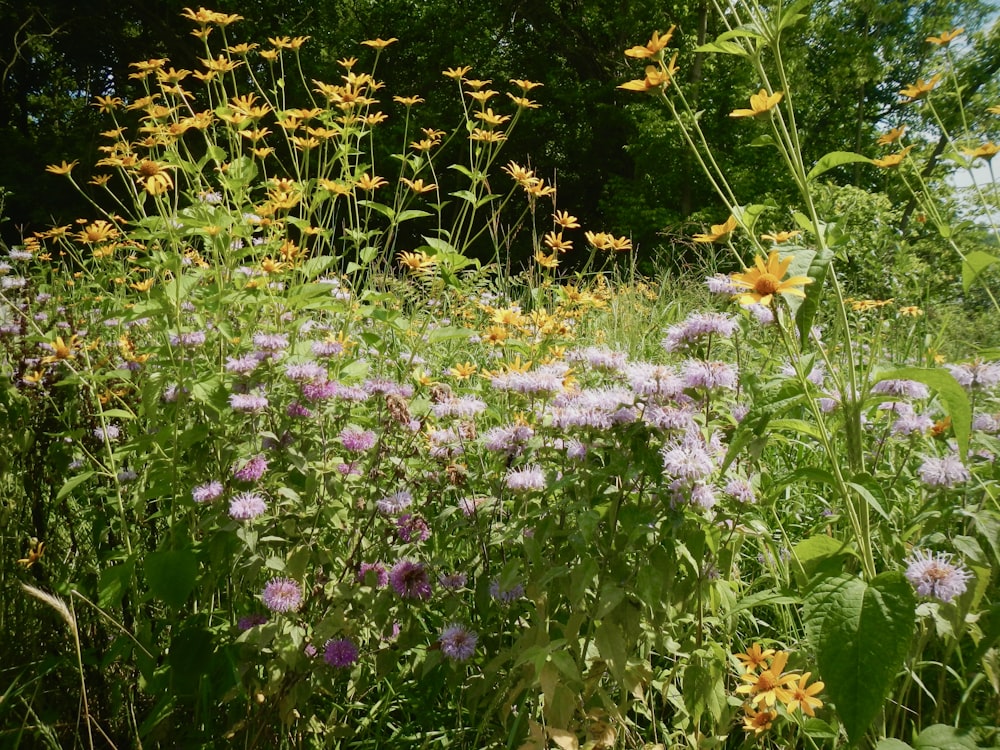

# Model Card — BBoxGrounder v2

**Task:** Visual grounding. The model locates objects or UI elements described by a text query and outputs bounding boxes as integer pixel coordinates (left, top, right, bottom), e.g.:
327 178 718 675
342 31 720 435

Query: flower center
754 273 781 296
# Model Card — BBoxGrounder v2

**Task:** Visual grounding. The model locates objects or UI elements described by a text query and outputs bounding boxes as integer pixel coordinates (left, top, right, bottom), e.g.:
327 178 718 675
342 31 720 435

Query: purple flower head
489 580 524 603
705 273 741 295
429 427 464 458
261 577 302 613
285 361 327 383
892 412 934 437
169 330 206 348
905 549 972 603
396 513 431 543
93 424 121 442
973 413 1000 434
229 491 267 520
872 379 930 400
252 332 289 354
689 483 718 510
357 562 389 588
389 559 432 600
505 464 546 492
377 490 413 515
482 424 534 456
229 393 269 413
723 477 756 504
624 362 686 400
340 426 377 452
225 354 260 375
457 496 487 516
312 339 345 357
439 572 468 590
918 454 971 488
439 624 478 662
662 312 738 352
301 380 340 402
323 638 359 668
661 439 715 483
491 363 569 395
192 480 224 503
946 361 1000 390
565 346 629 372
748 303 775 325
682 359 738 391
234 454 268 482
287 401 313 418
432 396 488 419
237 613 269 631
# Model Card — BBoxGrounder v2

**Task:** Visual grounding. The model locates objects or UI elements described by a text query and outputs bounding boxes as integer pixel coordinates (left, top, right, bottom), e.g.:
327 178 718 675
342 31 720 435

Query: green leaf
694 40 749 56
99 558 136 608
845 476 890 521
57 470 95 501
803 572 916 745
875 741 915 750
395 209 431 223
356 200 394 221
876 367 971 458
791 536 857 587
807 151 872 181
594 619 627 683
683 645 727 724
729 588 799 614
961 250 999 293
144 549 198 608
776 0 811 32
913 724 981 750
791 245 834 343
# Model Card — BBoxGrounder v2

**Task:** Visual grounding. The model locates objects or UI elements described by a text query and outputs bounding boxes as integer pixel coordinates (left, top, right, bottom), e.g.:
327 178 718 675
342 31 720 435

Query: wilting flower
730 89 783 117
729 250 813 306
439 624 478 661
905 549 972 603
261 577 303 612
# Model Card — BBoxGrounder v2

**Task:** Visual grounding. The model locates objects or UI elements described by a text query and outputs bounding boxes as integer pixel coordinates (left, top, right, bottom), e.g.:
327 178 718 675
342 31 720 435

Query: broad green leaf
733 203 768 234
395 209 431 222
356 200 394 221
807 151 872 181
875 741 915 750
683 645 727 724
144 549 198 608
728 588 799 614
422 236 459 254
790 535 857 587
594 619 627 683
57 470 95 501
99 558 136 608
791 245 834 344
961 250 999 293
803 572 916 745
877 368 971 458
913 724 980 750
695 40 749 56
776 0 811 32
845 477 890 521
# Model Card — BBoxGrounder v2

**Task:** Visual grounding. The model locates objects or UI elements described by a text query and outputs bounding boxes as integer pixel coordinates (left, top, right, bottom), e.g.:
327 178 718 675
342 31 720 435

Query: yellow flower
401 178 436 194
398 251 435 271
735 650 798 707
535 249 560 268
963 142 1000 161
900 305 924 317
730 250 813 306
504 161 535 185
443 65 473 80
760 230 801 244
449 361 478 379
361 37 398 49
901 74 941 101
394 95 424 106
781 672 825 717
17 539 45 568
735 643 775 673
607 235 632 252
510 78 543 91
356 173 388 191
692 215 737 243
618 62 673 92
507 93 541 109
742 706 777 735
730 89 784 117
45 160 78 176
585 231 612 250
872 145 914 168
463 78 492 90
93 95 124 113
260 257 287 274
926 27 964 45
624 27 675 58
475 108 512 126
877 125 907 145
41 335 79 365
75 220 118 244
553 210 580 229
543 231 573 253
466 89 499 103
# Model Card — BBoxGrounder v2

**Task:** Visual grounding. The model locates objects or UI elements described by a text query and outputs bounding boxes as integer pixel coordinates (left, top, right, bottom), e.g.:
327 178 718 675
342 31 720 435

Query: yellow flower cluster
734 644 825 735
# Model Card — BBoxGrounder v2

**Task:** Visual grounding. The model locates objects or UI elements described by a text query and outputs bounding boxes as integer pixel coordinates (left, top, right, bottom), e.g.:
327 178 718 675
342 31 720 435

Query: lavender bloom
505 464 546 492
229 491 267 520
377 490 413 515
872 379 930 400
357 562 389 588
117 468 138 483
229 393 269 413
662 312 738 352
439 624 478 661
564 438 587 460
482 424 534 456
323 638 359 668
234 454 268 482
225 354 260 375
169 331 206 348
747 303 775 325
252 332 289 354
973 413 1000 433
644 404 698 432
661 439 715 483
432 396 488 419
491 363 569 395
429 427 464 458
287 402 313 418
905 550 972 603
891 412 934 437
624 362 687 400
340 427 377 452
946 361 1000 390
689 483 718 510
364 378 414 398
301 380 340 402
705 273 741 295
389 559 432 600
285 361 327 382
489 580 524 603
565 346 629 372
192 480 224 503
723 477 756 504
93 424 121 442
682 360 738 391
312 339 346 357
918 454 971 488
439 572 468 589
396 513 431 543
261 578 303 613
237 614 268 631
457 497 487 516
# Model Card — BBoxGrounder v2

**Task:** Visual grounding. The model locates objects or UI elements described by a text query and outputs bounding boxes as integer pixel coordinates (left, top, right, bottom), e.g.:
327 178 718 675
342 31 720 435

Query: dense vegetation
2 2 1000 748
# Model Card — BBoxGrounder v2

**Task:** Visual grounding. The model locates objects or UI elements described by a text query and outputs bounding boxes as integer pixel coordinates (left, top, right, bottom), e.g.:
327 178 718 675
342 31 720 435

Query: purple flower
723 477 756 504
432 396 488 419
229 393 269 413
340 426 377 452
689 483 718 510
872 379 930 400
287 401 313 418
225 354 260 374
491 363 568 395
905 550 972 603
312 339 345 357
682 360 738 391
234 454 268 482
891 412 934 437
93 424 121 442
357 562 389 587
623 363 686 400
323 638 359 668
229 491 267 520
505 464 546 492
482 424 534 456
439 572 468 589
389 559 432 600
705 273 741 295
662 312 738 352
192 480 224 503
377 490 413 515
301 380 340 402
396 514 431 543
489 580 524 603
252 332 289 354
261 577 303 612
661 439 715 483
946 361 1000 390
565 346 628 372
237 613 268 631
918 454 970 488
285 361 327 382
439 624 477 662
169 331 206 347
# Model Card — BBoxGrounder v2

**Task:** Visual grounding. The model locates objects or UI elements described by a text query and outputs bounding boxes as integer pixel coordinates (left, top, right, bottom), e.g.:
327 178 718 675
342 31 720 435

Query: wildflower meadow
2 4 999 748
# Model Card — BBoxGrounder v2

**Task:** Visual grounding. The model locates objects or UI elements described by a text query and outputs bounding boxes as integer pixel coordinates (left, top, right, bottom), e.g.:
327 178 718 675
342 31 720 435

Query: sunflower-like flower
692 215 737 243
735 649 798 707
730 250 813 306
730 89 783 117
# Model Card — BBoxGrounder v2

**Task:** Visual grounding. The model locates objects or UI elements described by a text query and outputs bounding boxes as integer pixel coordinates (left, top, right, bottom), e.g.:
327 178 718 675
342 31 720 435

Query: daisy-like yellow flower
449 361 477 379
607 235 632 252
75 220 118 244
535 249 560 268
356 173 388 191
624 27 675 58
781 672 825 717
401 178 436 194
900 305 924 317
872 145 914 168
510 78 543 91
618 62 673 92
730 89 784 117
17 539 45 568
475 108 511 126
963 142 1000 161
481 325 509 345
361 37 398 50
735 643 775 673
463 78 492 90
130 278 155 292
742 707 777 735
507 93 541 109
93 95 124 113
585 231 613 250
398 250 435 271
877 125 907 145
40 335 79 365
466 89 499 104
731 251 813 306
692 215 737 243
443 65 473 80
760 230 801 244
735 650 798 707
553 210 580 228
901 74 941 101
543 231 573 253
927 27 964 45
45 160 78 176
394 95 424 106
